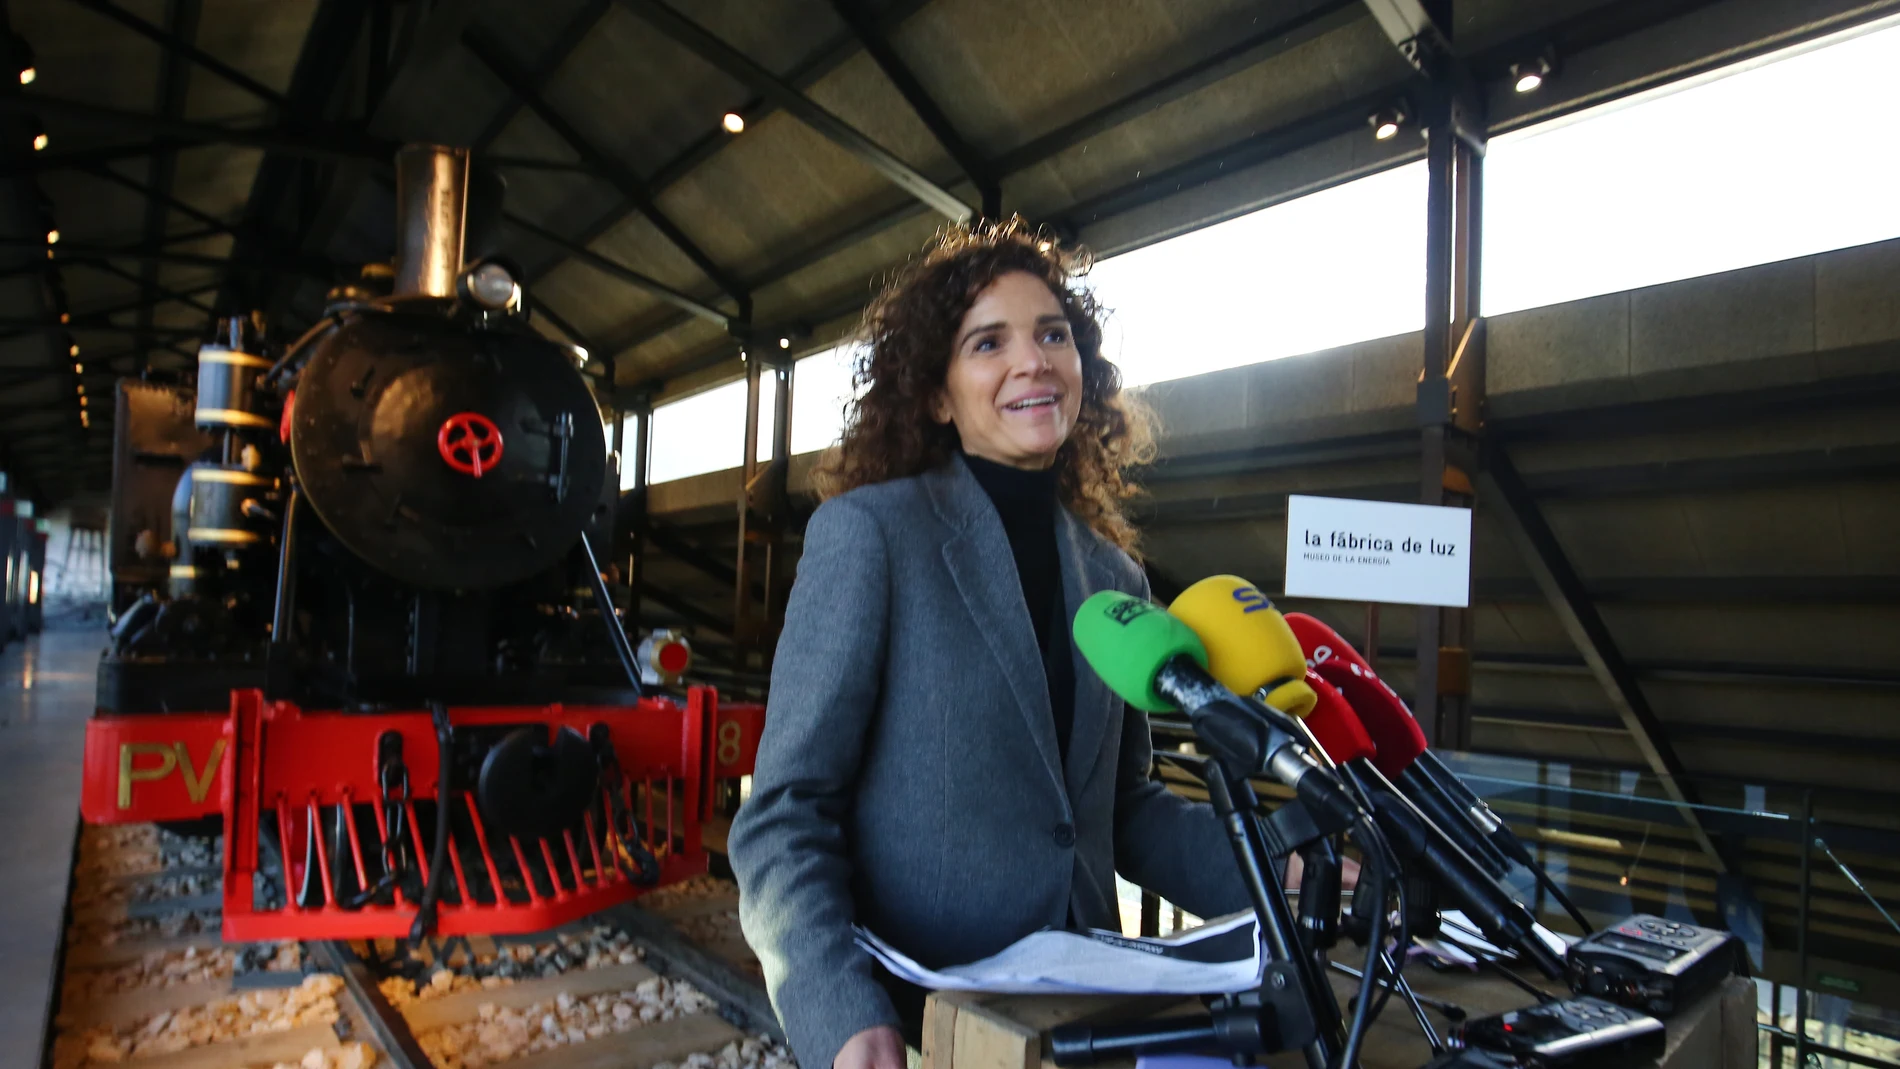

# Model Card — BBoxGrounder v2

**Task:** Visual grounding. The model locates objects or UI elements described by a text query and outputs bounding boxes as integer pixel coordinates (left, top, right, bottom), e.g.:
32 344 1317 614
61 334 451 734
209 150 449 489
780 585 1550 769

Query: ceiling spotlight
58 312 68 324
32 131 47 151
1369 104 1409 141
18 66 32 85
80 412 89 427
721 112 745 134
73 362 82 374
778 336 790 350
46 228 58 244
1511 56 1553 94
69 343 79 357
79 396 88 407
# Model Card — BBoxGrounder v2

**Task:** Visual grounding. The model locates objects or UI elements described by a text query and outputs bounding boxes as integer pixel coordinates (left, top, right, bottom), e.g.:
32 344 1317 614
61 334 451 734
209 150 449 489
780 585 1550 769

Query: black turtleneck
964 452 1076 765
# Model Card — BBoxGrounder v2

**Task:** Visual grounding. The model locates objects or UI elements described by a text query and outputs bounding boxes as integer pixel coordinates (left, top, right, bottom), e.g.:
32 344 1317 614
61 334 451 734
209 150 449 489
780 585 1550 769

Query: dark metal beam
72 0 291 112
991 0 1365 176
0 283 219 342
1471 706 1900 763
462 27 746 303
0 94 392 165
0 142 168 178
1052 84 1409 230
592 197 929 362
1360 0 1455 76
11 239 332 278
525 294 594 355
1526 445 1900 498
1479 442 1726 869
77 260 220 314
825 0 996 215
136 0 198 377
0 319 200 337
220 0 374 320
616 0 972 220
86 165 241 237
510 0 936 335
504 212 730 327
1474 575 1900 607
472 0 611 150
1491 363 1900 442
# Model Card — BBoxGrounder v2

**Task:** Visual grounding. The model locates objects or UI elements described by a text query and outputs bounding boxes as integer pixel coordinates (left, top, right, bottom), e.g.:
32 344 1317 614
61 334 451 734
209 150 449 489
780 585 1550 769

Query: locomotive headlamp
463 260 520 311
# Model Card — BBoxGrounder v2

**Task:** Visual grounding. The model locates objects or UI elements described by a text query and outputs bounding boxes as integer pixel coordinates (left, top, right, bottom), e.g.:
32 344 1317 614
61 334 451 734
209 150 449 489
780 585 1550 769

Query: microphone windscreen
1167 575 1316 717
1073 590 1209 713
1314 659 1428 778
1284 612 1375 678
1304 671 1377 766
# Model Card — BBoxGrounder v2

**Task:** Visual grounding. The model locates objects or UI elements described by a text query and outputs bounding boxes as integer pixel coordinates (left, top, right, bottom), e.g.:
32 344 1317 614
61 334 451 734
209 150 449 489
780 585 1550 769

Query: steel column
1796 791 1812 1069
734 357 765 655
1413 85 1483 751
625 395 653 636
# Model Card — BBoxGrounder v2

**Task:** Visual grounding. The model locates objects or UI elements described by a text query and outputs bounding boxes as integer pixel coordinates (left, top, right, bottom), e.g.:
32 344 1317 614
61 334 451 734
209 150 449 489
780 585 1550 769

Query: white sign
1283 495 1471 607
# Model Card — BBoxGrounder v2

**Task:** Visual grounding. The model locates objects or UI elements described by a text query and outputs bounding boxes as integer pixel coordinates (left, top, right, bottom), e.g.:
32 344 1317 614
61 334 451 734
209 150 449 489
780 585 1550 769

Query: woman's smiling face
932 270 1085 470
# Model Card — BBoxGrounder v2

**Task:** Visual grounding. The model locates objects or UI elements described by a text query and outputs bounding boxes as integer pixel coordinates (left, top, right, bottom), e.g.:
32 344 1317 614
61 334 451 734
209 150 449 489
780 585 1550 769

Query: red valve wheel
437 412 505 478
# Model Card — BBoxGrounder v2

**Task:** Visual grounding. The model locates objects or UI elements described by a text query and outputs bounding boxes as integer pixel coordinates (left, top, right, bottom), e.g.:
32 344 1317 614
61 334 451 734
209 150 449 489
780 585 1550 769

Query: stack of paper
854 911 1265 995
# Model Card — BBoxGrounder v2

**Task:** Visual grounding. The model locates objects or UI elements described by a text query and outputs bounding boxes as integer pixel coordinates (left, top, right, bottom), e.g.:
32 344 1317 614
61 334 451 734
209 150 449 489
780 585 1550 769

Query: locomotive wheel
476 726 600 842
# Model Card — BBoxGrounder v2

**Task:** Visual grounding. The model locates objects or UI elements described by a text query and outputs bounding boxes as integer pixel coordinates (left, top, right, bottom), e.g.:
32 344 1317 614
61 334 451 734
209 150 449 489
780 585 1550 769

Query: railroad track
49 824 787 1069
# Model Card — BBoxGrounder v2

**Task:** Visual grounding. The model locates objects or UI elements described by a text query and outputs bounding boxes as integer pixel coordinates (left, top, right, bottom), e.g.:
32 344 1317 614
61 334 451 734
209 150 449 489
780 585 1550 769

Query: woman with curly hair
728 219 1249 1069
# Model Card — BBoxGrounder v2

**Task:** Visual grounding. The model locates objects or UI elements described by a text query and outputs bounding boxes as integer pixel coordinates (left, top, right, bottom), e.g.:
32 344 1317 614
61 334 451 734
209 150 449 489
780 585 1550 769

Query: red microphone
1287 613 1527 881
1283 615 1597 937
1302 669 1376 767
1285 614 1425 779
1283 618 1569 976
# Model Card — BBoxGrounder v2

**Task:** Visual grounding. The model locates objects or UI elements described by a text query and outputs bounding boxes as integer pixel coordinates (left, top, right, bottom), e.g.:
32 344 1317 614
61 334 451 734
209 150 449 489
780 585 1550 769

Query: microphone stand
1050 755 1340 1069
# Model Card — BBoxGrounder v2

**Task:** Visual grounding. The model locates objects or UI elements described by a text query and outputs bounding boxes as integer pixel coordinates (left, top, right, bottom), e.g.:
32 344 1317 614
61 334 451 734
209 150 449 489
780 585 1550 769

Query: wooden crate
922 969 1757 1069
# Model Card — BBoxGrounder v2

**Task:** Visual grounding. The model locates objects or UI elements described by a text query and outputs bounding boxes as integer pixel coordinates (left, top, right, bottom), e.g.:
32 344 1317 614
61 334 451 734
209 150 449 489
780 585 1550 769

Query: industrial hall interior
2 1 1898 1068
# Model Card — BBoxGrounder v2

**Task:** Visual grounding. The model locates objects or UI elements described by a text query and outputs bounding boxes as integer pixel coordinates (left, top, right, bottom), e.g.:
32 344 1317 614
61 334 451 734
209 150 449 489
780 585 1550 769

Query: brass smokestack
393 144 470 299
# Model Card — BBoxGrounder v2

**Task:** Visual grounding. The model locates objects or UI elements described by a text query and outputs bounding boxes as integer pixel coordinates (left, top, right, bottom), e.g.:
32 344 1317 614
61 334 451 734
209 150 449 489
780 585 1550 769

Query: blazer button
1052 822 1076 848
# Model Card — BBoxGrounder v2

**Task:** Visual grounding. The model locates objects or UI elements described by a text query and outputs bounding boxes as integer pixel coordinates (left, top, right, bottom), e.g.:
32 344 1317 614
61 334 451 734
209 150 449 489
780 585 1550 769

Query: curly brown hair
813 216 1156 554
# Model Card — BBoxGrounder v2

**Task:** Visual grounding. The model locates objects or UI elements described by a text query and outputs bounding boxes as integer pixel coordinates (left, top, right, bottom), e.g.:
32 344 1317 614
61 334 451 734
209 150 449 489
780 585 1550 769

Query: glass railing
1432 751 1900 1069
1144 727 1900 1067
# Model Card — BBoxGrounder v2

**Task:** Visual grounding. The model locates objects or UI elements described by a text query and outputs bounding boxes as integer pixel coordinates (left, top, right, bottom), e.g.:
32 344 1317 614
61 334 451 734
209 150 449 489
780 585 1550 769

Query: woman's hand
834 1025 906 1069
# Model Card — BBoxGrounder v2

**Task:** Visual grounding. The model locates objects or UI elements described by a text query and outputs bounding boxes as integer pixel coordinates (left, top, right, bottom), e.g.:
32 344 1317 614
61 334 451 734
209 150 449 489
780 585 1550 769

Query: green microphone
1071 590 1210 713
1073 591 1360 826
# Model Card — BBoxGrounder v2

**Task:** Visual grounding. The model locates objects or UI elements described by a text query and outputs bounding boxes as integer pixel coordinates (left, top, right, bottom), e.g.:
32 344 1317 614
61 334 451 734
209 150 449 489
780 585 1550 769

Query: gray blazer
728 455 1248 1069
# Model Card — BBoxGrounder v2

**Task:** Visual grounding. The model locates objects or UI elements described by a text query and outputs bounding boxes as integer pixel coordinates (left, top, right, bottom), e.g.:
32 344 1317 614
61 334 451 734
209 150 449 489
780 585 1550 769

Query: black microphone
1288 613 1595 935
1297 682 1562 979
1362 777 1565 979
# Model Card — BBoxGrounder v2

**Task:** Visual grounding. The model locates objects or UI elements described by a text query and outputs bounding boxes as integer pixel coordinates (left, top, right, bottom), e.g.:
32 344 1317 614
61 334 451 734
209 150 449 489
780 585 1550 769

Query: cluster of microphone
1070 576 1584 1066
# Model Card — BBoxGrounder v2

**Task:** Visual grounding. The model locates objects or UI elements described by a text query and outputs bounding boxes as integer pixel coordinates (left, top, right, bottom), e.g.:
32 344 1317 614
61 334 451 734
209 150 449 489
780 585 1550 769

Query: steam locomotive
81 145 762 942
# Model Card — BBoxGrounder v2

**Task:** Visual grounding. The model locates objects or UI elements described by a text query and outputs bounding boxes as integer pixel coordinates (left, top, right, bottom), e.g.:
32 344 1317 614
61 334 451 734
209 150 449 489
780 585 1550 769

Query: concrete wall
1486 236 1900 419
646 234 1900 515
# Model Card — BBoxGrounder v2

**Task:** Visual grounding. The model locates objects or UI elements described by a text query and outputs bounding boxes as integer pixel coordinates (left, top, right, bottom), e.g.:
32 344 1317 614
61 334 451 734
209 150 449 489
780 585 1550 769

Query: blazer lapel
1058 509 1123 791
925 458 1066 800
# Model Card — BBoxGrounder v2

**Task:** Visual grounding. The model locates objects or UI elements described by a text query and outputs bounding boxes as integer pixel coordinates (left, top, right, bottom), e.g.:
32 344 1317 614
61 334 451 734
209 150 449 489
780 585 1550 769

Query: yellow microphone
1167 575 1316 718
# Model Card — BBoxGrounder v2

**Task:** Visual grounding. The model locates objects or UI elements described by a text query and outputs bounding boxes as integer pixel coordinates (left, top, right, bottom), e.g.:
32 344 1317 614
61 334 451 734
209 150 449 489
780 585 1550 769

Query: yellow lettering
118 743 177 810
173 739 227 804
